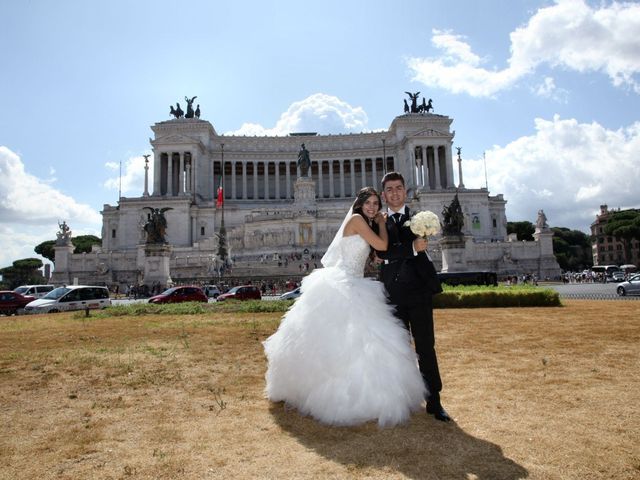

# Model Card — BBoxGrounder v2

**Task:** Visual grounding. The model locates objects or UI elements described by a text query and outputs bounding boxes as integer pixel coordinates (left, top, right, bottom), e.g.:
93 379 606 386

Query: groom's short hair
381 171 405 189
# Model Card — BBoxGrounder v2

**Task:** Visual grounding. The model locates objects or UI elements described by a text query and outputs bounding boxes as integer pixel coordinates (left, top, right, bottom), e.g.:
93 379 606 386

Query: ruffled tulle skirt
263 266 426 427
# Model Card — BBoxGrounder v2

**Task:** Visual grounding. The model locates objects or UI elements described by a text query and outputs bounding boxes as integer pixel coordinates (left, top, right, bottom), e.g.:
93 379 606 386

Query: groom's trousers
394 299 442 398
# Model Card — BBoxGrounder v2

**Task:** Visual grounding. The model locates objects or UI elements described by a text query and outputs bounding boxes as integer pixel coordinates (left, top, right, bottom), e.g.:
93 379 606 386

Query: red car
0 290 36 315
148 286 208 304
216 285 262 301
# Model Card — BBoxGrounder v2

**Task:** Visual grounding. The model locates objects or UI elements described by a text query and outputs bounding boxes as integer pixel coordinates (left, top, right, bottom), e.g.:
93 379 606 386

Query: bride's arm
343 214 388 251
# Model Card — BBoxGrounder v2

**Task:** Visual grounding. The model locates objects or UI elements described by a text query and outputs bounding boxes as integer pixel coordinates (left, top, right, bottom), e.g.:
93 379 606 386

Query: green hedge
434 287 561 308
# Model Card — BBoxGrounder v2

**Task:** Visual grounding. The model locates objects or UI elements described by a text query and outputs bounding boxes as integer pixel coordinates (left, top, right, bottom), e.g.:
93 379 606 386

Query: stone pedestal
143 244 173 289
533 230 562 279
440 235 467 273
293 177 316 207
50 244 75 285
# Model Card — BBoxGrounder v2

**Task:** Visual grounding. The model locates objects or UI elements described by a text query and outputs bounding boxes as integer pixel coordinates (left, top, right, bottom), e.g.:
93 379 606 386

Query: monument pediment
407 128 451 138
152 133 200 146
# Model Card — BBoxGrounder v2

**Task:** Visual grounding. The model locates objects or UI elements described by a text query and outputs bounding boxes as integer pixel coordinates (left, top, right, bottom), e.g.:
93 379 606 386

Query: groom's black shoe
426 403 452 422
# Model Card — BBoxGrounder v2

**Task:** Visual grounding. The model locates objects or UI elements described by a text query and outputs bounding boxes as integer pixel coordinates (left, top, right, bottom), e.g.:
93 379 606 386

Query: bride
263 187 425 427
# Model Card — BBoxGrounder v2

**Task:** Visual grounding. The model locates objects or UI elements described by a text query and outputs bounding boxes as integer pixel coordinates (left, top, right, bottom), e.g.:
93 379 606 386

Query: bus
591 265 621 282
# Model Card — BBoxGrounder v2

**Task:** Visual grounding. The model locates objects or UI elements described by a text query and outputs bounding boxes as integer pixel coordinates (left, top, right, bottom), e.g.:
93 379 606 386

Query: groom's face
382 180 406 211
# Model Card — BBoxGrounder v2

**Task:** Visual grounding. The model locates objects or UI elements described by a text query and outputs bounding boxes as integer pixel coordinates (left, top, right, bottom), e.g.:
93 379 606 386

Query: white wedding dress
263 233 426 427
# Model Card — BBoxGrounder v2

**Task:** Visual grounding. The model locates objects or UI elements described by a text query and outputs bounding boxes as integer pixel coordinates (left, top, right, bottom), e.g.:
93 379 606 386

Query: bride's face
362 195 380 220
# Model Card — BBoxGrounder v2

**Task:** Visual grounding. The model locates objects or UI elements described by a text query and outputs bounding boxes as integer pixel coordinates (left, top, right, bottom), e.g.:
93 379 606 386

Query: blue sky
1 0 639 269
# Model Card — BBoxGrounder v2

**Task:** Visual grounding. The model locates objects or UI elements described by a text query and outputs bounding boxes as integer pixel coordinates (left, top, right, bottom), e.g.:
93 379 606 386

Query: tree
72 235 102 254
34 235 102 264
551 227 592 271
507 221 535 241
34 240 56 263
604 210 640 264
0 258 44 289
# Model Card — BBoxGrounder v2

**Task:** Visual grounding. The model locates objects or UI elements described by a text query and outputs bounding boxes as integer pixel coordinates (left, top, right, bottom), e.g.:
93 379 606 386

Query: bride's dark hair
352 187 382 235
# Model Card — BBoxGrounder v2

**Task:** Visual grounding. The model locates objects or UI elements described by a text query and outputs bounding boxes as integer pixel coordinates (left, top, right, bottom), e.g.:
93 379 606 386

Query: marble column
167 153 173 196
317 160 323 198
434 146 442 189
420 146 426 187
152 150 161 195
185 162 192 193
242 162 247 199
178 153 185 195
361 159 367 189
371 157 377 190
339 160 345 198
253 161 258 199
275 161 280 199
192 152 198 199
231 160 237 200
328 160 335 198
285 161 291 199
349 159 356 196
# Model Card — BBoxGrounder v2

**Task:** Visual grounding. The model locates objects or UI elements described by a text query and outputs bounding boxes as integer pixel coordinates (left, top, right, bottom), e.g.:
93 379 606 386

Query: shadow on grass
270 403 528 480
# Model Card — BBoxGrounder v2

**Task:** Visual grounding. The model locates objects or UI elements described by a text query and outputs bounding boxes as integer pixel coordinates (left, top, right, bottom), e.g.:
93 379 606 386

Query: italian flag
216 176 224 208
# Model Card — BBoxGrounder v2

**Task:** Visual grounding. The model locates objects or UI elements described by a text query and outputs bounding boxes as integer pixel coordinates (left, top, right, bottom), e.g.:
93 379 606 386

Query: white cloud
103 154 153 197
0 146 102 268
407 0 640 96
462 115 640 231
533 76 568 102
226 93 368 136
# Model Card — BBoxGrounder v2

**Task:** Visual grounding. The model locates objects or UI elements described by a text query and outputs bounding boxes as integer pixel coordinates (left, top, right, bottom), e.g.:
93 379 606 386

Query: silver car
279 287 301 300
616 274 640 296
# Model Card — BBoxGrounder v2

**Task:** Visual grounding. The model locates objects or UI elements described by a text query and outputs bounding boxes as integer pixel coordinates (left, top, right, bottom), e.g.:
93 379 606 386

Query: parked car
216 285 262 301
610 271 625 282
279 287 301 300
24 286 111 314
148 286 208 304
13 284 55 299
0 290 36 315
204 285 221 298
616 274 640 296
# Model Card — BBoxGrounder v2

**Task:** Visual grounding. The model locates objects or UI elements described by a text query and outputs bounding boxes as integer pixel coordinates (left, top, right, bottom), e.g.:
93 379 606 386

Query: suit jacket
378 207 442 306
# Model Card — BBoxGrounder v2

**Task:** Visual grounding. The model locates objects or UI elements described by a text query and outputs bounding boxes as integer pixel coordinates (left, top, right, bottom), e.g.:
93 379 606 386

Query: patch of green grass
99 300 291 317
96 287 560 317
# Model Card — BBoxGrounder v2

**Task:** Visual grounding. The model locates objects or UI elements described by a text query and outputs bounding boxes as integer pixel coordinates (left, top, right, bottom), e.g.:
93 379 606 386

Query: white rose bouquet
403 210 441 238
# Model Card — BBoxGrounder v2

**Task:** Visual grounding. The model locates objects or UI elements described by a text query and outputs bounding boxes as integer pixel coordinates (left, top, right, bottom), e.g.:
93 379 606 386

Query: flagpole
483 151 489 190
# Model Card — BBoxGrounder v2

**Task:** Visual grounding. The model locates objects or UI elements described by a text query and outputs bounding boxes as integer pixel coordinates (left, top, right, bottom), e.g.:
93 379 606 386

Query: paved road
545 282 639 300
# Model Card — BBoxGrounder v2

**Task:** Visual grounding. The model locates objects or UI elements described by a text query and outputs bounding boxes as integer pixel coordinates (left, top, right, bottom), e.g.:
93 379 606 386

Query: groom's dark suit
378 207 444 409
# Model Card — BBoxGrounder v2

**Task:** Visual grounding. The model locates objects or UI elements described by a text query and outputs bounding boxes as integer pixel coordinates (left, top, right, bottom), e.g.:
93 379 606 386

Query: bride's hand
374 212 387 225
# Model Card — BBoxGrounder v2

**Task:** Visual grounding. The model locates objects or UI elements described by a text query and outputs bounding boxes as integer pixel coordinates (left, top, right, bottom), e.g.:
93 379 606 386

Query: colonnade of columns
412 145 454 190
220 156 392 201
152 151 195 197
152 145 455 201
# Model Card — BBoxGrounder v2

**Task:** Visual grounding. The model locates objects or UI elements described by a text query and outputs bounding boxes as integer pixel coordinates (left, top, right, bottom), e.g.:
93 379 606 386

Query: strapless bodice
334 234 370 277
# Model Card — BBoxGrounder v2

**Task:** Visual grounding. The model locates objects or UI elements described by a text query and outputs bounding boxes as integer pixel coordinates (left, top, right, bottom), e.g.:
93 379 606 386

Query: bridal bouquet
403 210 441 238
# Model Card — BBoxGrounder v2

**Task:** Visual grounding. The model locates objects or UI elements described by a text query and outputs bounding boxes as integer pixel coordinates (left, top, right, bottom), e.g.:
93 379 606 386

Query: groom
377 171 451 422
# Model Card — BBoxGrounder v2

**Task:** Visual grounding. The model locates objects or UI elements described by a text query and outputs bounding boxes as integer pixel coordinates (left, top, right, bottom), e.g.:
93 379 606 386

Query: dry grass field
0 300 638 480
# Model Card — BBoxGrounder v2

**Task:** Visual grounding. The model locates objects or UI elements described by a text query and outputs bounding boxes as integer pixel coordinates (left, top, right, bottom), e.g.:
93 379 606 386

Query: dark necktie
392 212 402 224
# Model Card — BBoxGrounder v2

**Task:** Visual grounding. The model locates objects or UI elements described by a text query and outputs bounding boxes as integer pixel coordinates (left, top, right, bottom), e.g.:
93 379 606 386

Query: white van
24 285 111 314
204 285 221 298
13 285 55 299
